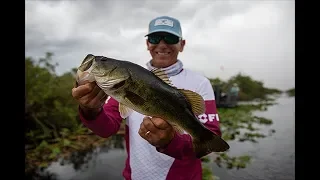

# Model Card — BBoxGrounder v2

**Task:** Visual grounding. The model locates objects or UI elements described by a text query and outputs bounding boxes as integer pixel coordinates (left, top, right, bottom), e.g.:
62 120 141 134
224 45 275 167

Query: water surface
212 95 295 180
38 95 295 180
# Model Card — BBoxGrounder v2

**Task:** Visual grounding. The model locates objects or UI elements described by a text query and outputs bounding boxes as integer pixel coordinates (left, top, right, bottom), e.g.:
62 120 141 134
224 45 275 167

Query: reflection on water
27 95 295 180
26 135 126 180
212 95 295 180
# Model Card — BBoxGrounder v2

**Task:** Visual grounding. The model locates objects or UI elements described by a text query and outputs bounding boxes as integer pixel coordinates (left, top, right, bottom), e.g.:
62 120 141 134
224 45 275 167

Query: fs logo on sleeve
197 114 219 123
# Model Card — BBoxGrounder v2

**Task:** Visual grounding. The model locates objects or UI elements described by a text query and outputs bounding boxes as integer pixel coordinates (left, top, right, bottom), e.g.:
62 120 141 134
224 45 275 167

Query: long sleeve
156 78 221 159
79 97 123 138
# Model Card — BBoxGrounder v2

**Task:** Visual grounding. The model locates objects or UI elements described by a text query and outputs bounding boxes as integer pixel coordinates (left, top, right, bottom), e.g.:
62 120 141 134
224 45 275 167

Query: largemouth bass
76 54 230 158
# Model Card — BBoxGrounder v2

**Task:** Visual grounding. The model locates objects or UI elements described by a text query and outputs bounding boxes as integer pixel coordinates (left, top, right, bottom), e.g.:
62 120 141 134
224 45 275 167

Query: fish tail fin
192 129 230 158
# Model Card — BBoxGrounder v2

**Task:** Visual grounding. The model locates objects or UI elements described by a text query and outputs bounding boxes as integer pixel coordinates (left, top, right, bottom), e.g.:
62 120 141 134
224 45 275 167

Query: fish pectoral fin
119 103 133 119
150 68 174 87
178 89 206 115
125 91 146 106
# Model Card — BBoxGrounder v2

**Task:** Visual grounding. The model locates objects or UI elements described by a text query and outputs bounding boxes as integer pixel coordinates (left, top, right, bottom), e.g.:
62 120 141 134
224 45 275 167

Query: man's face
146 32 186 68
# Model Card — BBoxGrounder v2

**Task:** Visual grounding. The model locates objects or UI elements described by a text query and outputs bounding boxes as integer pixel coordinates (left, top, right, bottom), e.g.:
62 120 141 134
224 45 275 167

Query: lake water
37 95 295 180
211 95 295 180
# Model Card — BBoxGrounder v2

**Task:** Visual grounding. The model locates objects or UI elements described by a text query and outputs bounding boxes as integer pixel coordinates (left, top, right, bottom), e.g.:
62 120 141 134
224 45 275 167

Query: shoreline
25 101 276 179
25 132 110 176
26 132 215 179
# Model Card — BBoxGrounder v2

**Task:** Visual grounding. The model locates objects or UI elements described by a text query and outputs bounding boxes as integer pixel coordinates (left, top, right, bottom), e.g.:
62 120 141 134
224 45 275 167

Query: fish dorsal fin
119 103 134 119
151 68 174 86
178 89 206 116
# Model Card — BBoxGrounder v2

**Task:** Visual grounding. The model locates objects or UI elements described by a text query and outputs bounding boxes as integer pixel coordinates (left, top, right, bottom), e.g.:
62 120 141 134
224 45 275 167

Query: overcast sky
25 0 294 90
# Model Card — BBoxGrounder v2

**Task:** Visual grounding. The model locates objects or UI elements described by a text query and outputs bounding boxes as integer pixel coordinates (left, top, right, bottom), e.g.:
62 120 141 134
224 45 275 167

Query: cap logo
154 19 174 27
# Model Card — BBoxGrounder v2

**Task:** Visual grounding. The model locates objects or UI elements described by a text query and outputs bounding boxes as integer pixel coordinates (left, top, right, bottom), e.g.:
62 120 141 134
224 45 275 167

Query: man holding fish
72 16 229 180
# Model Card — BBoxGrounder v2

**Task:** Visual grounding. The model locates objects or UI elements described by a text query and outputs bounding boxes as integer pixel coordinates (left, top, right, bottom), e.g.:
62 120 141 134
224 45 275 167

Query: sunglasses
147 34 181 45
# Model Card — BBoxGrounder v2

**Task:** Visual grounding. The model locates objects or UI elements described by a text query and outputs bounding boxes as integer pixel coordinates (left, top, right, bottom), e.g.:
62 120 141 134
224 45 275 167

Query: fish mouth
79 54 95 71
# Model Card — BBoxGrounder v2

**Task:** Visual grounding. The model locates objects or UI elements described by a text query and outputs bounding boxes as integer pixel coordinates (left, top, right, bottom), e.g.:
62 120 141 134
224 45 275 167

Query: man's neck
150 60 178 69
146 59 183 77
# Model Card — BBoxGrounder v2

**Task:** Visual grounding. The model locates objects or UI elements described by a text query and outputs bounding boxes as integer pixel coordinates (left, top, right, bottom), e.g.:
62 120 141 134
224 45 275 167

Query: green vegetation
25 53 109 175
25 52 280 179
286 88 295 97
214 102 275 168
202 157 215 180
209 75 282 101
198 101 276 179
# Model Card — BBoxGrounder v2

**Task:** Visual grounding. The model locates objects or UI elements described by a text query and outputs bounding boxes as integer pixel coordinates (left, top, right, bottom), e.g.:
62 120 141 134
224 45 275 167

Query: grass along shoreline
25 128 109 176
26 53 281 179
25 101 276 180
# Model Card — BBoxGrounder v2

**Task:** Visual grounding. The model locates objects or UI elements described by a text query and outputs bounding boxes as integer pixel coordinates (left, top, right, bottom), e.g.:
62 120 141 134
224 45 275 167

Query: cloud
25 0 294 90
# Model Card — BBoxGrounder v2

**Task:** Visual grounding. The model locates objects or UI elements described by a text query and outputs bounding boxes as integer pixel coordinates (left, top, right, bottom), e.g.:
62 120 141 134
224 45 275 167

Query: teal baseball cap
145 16 183 38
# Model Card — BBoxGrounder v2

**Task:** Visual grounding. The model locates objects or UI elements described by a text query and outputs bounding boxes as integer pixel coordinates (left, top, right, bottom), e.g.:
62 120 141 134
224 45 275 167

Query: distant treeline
25 52 80 146
26 52 285 177
25 52 282 147
285 88 295 97
208 75 282 101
